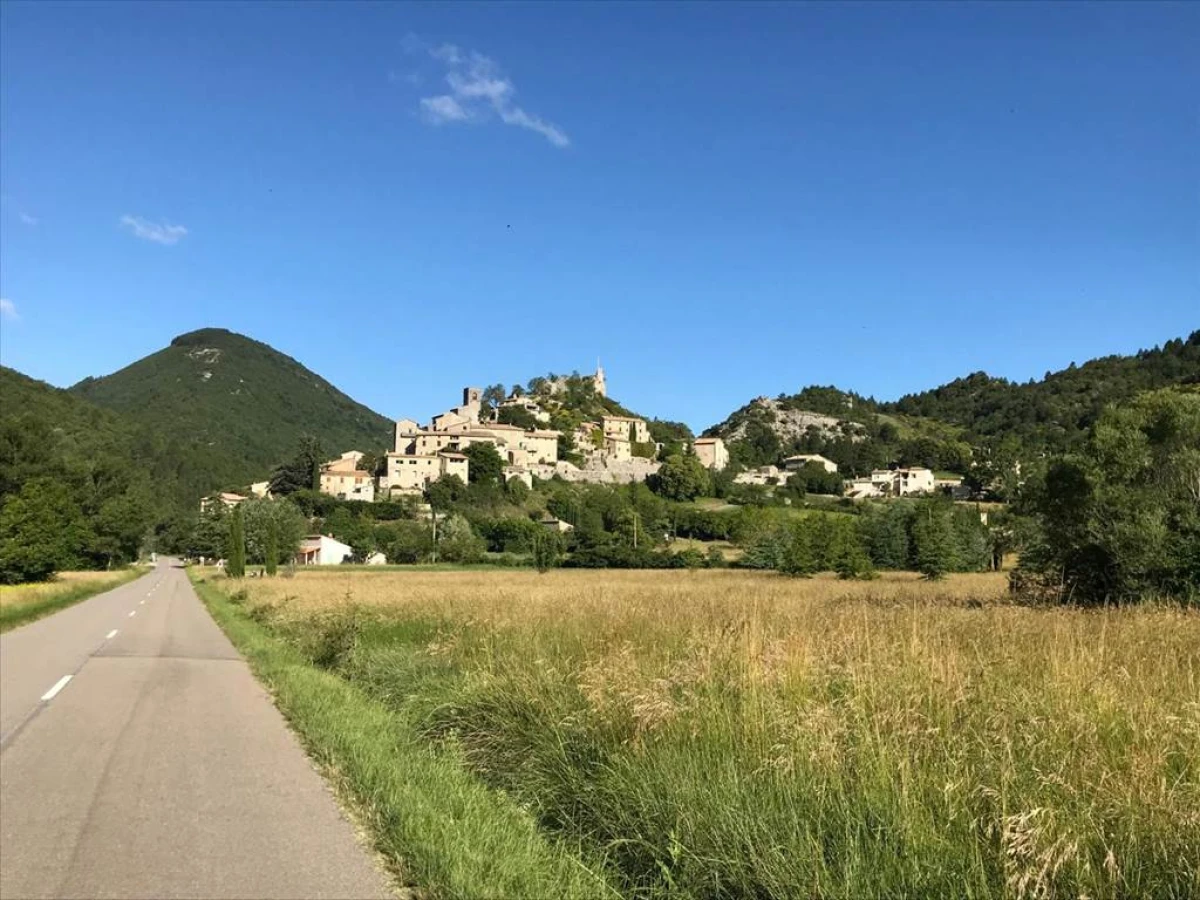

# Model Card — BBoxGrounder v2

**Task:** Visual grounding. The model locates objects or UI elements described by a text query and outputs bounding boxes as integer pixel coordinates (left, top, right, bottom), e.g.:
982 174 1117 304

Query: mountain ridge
68 327 394 495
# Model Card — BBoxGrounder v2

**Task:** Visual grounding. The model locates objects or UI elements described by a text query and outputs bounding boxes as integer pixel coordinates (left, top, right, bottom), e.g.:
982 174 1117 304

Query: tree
0 478 88 583
241 498 305 567
265 520 279 576
464 442 505 485
269 436 325 496
912 500 954 580
1019 388 1200 603
531 528 563 573
227 504 246 577
860 503 911 570
505 476 531 503
778 521 817 577
225 508 247 578
437 514 485 563
831 518 876 580
497 405 539 430
650 454 711 502
425 474 467 511
482 384 507 412
386 520 434 563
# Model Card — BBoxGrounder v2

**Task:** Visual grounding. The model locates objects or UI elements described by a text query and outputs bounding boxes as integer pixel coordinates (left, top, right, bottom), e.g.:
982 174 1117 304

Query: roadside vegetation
192 572 616 900
201 568 1200 899
0 568 142 632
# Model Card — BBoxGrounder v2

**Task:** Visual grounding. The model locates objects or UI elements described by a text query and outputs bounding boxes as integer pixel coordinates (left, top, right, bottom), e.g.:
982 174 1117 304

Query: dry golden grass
0 569 138 612
221 568 1200 898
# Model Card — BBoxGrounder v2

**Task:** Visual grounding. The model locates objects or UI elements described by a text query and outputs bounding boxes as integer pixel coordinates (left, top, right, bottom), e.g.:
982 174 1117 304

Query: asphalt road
0 560 391 899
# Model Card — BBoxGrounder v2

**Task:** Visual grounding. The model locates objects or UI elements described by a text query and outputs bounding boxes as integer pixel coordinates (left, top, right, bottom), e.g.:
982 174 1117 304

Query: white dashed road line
106 629 118 640
40 676 72 702
128 611 136 618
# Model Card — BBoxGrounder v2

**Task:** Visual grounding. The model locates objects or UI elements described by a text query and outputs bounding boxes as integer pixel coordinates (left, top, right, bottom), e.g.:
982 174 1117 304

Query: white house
783 454 838 474
295 534 352 566
867 467 936 497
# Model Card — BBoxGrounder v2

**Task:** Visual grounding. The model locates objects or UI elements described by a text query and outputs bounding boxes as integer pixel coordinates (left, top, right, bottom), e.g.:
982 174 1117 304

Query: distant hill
0 367 143 494
883 331 1200 448
705 331 1200 478
69 328 393 494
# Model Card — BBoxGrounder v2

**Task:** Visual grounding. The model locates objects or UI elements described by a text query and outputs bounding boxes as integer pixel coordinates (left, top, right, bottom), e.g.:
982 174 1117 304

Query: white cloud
18 212 38 226
420 95 469 123
408 39 570 148
498 106 570 149
119 214 188 245
0 298 17 320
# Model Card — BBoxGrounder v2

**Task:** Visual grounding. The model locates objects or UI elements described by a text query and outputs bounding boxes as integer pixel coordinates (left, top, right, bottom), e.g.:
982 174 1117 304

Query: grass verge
0 568 143 633
191 572 617 900
207 569 1200 900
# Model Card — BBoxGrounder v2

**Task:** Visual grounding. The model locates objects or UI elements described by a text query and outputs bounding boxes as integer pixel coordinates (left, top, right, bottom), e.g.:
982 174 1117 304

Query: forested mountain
706 332 1200 480
884 331 1200 448
0 368 180 579
70 328 393 493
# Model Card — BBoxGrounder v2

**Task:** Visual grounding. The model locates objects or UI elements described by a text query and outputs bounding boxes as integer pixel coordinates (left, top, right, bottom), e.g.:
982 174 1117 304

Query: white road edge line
41 675 72 701
106 629 119 640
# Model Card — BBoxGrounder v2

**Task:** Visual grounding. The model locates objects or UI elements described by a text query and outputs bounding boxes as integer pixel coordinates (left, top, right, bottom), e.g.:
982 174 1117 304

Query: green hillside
705 331 1200 482
70 328 393 492
884 331 1200 449
0 368 179 578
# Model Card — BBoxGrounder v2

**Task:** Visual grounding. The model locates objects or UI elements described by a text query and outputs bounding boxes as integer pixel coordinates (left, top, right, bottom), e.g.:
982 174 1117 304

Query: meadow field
200 568 1200 899
0 568 141 632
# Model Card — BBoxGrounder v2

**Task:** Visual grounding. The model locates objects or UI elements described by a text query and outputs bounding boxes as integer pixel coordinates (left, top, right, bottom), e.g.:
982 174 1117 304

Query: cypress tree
227 504 246 578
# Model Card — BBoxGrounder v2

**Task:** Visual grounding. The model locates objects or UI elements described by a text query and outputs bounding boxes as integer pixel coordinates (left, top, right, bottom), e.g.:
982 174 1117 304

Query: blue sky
1 1 1196 431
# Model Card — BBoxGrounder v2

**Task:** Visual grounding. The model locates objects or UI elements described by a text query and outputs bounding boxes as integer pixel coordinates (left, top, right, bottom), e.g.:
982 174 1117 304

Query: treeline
888 332 1200 451
1014 387 1199 605
714 333 1200 500
0 368 190 582
740 500 991 579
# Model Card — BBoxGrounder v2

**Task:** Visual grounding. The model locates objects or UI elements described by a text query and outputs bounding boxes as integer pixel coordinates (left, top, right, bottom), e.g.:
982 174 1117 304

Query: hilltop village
231 368 729 506
221 368 954 514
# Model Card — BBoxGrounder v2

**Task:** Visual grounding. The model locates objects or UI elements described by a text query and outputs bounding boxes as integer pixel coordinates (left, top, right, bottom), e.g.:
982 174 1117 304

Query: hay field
216 569 1200 898
0 569 141 630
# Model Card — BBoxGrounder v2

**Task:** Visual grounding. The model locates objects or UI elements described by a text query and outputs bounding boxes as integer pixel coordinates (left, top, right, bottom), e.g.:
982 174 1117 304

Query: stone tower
593 364 607 397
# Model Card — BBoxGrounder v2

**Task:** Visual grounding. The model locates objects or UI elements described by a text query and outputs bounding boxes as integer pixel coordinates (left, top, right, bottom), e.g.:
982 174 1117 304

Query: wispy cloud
0 298 18 321
119 214 188 245
404 37 569 148
421 94 469 123
18 212 38 226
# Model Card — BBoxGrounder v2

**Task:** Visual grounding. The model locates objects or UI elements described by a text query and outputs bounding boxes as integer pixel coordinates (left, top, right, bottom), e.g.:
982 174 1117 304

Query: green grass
0 568 143 633
191 572 617 900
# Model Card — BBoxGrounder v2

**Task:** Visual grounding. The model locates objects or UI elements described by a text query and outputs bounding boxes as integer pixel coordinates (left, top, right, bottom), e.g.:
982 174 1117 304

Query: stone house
692 437 729 471
605 435 632 462
382 451 469 495
319 469 376 502
602 415 650 444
